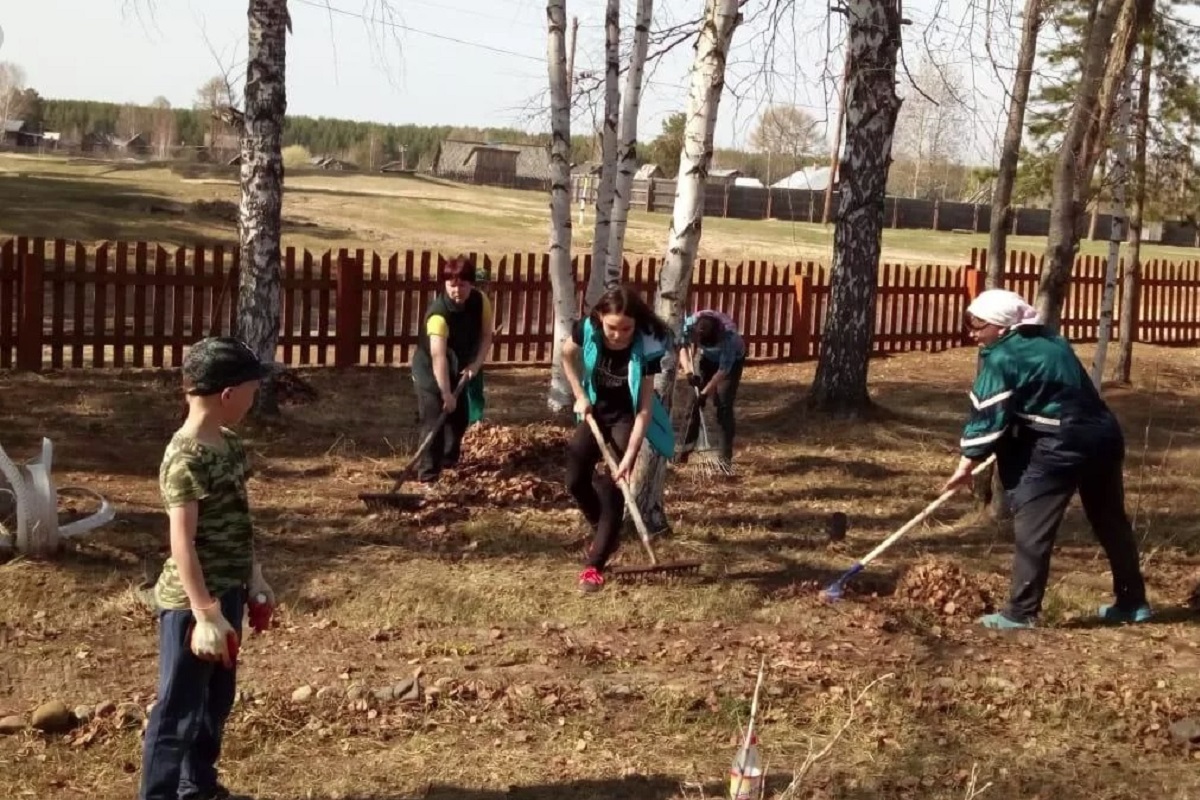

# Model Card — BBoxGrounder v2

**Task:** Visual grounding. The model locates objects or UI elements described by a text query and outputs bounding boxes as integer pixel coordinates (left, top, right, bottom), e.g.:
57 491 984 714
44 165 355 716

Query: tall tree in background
890 58 968 199
583 0 621 310
1115 4 1156 382
603 0 654 291
1091 56 1136 386
546 0 579 412
236 0 290 415
630 0 742 531
647 112 686 177
808 0 902 414
1035 0 1126 329
986 0 1043 289
0 62 28 128
149 96 176 158
749 104 823 183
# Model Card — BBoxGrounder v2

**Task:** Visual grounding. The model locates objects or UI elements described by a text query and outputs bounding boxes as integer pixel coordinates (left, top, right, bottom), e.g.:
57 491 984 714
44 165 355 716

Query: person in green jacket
942 289 1150 629
560 285 675 593
410 255 494 484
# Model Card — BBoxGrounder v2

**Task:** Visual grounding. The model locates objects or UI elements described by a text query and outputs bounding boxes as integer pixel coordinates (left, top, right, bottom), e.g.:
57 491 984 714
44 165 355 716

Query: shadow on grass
289 773 790 800
1057 605 1200 629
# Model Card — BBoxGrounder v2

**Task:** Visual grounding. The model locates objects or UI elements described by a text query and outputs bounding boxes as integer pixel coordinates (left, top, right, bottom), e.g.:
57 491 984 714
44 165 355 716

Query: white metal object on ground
0 438 116 555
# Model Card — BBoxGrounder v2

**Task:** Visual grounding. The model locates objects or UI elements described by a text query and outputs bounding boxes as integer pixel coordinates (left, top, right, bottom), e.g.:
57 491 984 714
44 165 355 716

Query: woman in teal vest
942 289 1150 629
560 285 675 593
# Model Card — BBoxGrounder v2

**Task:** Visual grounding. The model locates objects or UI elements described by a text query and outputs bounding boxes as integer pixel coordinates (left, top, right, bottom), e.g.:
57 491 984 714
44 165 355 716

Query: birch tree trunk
986 0 1042 289
1035 0 1125 330
1090 58 1134 389
546 0 579 413
583 0 621 311
807 0 902 413
1081 0 1144 188
1115 21 1153 384
237 0 289 417
603 0 653 286
630 0 742 532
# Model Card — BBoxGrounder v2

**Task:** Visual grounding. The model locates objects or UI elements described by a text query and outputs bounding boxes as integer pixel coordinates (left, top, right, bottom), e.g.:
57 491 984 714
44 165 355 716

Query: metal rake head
684 450 734 479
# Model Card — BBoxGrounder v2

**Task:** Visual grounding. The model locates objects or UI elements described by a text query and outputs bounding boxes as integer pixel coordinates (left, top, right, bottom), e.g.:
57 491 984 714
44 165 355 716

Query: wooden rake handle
857 454 997 569
388 372 471 492
583 414 659 566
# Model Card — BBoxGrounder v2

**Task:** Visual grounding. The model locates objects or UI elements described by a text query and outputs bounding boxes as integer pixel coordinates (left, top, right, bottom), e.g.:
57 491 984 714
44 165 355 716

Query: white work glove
190 600 239 669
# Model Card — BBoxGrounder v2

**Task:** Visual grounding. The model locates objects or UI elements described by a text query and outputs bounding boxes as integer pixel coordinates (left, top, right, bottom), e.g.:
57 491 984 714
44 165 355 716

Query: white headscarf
966 289 1040 329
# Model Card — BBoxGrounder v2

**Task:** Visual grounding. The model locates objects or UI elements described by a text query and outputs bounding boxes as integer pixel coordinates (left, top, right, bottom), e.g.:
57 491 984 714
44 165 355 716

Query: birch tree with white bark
630 0 742 532
236 0 290 416
546 0 579 413
808 0 902 413
583 0 622 311
1115 18 1154 384
602 0 654 294
1090 57 1135 388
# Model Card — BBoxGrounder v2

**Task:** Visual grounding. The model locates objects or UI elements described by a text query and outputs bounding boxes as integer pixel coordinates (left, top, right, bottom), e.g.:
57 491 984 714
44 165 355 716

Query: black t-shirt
572 319 663 424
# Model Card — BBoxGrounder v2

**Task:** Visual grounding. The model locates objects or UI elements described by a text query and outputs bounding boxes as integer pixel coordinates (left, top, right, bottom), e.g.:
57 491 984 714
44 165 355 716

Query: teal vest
579 318 675 458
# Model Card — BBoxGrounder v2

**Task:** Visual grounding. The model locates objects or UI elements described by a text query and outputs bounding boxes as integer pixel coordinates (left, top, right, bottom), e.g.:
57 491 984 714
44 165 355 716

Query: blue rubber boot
978 612 1035 630
1096 603 1153 624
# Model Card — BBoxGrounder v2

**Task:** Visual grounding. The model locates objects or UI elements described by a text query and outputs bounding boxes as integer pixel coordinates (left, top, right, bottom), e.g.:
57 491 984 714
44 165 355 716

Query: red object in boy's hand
226 630 240 668
248 594 274 634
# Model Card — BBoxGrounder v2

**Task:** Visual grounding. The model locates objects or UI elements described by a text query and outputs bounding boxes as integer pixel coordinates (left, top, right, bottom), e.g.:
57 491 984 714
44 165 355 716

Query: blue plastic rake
820 455 996 602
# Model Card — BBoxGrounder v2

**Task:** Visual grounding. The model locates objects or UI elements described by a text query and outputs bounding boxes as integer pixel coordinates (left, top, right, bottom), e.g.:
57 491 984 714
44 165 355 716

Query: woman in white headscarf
941 289 1150 629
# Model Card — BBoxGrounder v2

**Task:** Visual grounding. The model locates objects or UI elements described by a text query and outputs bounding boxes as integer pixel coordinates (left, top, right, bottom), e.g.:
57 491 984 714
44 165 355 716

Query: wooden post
17 238 44 372
334 248 364 368
791 273 814 361
963 267 986 347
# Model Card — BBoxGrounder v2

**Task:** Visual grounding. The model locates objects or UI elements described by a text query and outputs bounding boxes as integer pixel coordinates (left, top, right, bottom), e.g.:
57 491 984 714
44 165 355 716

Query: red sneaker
578 566 605 593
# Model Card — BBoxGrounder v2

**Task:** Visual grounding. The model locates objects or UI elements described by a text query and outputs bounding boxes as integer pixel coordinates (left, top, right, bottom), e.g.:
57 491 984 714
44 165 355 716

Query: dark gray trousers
1004 443 1147 622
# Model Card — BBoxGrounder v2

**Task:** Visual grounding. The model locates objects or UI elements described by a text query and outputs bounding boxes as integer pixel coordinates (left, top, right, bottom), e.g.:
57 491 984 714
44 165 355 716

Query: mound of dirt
894 556 1002 618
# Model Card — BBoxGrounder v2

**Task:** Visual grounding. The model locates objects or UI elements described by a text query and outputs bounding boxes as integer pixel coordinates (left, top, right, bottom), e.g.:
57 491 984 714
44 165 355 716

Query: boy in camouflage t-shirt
139 337 275 800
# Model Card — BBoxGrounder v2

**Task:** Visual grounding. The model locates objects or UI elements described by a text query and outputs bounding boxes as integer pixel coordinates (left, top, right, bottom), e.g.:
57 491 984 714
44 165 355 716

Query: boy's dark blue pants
139 587 245 800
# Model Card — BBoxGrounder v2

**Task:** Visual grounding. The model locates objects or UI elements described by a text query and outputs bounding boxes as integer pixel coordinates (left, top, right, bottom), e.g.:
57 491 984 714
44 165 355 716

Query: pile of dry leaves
453 422 572 505
396 423 573 528
894 556 1002 618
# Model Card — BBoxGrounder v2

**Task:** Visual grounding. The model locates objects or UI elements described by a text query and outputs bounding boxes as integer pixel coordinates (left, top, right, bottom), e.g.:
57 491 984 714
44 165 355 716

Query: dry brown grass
7 153 1200 268
2 345 1200 799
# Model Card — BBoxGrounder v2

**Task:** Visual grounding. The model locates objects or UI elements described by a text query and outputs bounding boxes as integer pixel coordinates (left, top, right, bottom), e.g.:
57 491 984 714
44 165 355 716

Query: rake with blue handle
820 454 997 602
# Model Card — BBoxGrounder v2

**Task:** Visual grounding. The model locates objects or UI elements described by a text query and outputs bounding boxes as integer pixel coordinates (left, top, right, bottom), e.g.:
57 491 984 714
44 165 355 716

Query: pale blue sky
1 0 1015 161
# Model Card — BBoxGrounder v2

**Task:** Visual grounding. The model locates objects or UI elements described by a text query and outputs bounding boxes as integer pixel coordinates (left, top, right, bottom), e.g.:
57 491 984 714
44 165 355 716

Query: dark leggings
565 417 632 571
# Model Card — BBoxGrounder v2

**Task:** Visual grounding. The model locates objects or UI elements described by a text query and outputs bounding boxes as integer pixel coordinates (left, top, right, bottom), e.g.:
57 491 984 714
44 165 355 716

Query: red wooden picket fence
3 236 1199 373
971 248 1200 344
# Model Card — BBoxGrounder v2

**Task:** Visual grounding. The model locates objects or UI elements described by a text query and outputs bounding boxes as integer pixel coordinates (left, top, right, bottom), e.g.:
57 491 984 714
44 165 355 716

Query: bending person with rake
941 289 1151 630
410 255 494 486
560 286 675 593
677 309 745 471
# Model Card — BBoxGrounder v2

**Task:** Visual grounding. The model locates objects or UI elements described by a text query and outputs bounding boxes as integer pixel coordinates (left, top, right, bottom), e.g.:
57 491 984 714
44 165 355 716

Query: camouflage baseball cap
183 336 269 395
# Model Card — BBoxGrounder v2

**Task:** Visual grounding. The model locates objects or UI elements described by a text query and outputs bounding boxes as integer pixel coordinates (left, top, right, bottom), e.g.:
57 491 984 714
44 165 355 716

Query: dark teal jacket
960 325 1118 461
